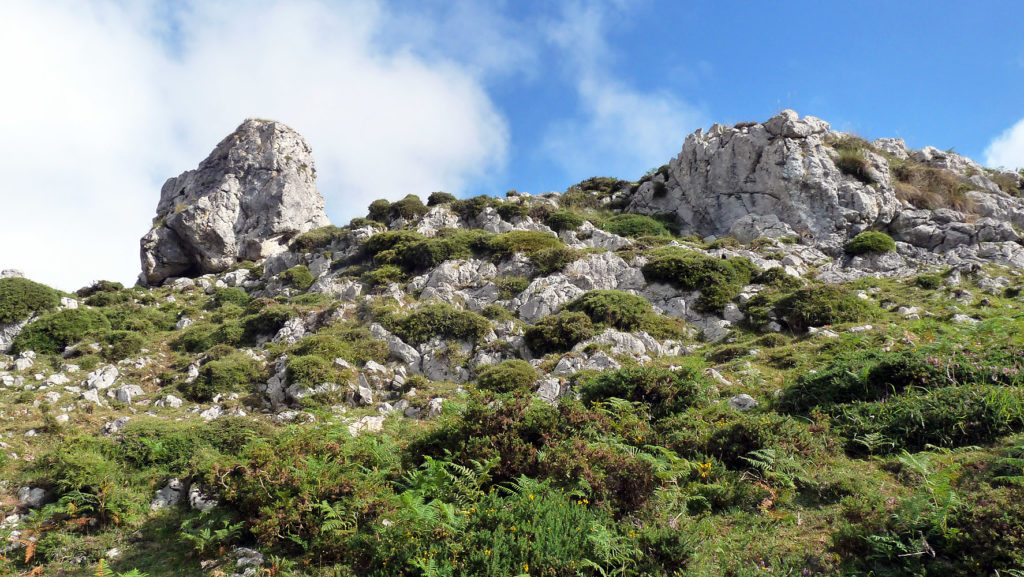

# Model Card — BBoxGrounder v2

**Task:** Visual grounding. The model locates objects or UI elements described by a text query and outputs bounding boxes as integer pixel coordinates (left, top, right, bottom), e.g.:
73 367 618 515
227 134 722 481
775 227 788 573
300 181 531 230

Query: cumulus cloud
542 1 706 180
984 117 1024 170
0 0 510 290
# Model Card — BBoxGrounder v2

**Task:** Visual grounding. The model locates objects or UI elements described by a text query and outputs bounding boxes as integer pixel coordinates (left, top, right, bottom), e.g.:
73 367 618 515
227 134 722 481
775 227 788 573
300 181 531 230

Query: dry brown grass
892 162 976 213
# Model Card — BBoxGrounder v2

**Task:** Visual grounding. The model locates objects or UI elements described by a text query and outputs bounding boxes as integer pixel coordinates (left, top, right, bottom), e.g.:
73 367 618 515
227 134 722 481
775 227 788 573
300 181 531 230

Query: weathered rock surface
140 119 330 285
628 110 899 246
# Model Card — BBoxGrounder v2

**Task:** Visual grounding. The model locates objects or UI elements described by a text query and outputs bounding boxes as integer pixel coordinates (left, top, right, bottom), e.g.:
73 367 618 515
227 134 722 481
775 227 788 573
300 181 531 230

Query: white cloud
0 0 510 290
984 117 1024 170
541 1 706 180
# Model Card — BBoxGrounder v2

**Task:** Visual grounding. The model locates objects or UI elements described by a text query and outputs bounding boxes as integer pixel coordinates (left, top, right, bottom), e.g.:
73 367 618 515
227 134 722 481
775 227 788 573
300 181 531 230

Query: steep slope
2 112 1024 576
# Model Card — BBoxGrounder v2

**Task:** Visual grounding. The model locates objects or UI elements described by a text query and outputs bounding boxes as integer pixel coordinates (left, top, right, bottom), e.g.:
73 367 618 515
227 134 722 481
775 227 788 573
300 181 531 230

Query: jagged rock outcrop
140 119 329 285
628 110 899 248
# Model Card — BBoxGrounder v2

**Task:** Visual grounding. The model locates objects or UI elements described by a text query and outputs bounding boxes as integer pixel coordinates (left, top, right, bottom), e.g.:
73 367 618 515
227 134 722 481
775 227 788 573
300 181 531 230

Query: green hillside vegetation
4 182 1024 577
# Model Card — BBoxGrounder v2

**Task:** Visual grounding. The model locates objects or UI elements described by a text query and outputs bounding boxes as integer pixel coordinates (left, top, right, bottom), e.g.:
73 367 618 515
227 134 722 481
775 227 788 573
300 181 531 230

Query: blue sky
2 0 1024 289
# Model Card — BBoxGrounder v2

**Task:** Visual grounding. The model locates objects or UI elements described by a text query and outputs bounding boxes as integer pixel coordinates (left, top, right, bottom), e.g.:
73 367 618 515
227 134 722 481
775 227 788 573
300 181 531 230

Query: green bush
524 311 594 356
12 308 111 354
427 191 457 206
361 264 406 286
384 303 492 346
837 385 1024 453
75 280 124 298
600 214 670 238
367 199 391 222
102 330 146 361
544 209 586 231
182 353 262 402
0 277 61 323
496 201 528 221
487 230 563 259
481 304 515 321
290 225 347 252
287 354 342 387
641 248 754 312
845 231 896 255
566 290 653 331
531 246 581 274
578 365 706 418
209 287 250 309
292 327 388 365
753 267 803 290
389 194 429 220
774 285 877 331
278 265 314 291
476 359 538 395
495 276 530 299
914 273 944 289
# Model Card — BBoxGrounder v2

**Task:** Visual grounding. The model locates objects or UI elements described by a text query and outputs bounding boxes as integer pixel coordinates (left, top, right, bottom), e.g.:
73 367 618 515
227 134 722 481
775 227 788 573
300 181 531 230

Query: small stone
729 394 758 411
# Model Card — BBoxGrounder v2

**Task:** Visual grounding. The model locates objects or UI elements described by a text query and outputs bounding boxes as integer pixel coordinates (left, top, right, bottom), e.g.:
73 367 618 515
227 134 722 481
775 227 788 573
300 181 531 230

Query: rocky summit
140 119 329 286
4 111 1024 576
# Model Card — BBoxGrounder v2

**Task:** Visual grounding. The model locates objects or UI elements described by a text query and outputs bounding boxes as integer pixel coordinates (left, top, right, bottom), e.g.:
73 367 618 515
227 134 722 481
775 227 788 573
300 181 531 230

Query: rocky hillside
2 112 1024 576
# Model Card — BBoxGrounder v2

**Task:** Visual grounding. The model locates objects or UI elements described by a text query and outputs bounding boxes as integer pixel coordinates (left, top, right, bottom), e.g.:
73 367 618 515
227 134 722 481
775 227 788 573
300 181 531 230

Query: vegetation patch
600 214 670 238
476 359 538 395
524 311 595 356
641 247 755 312
12 308 111 355
379 302 491 346
278 265 314 291
290 225 347 252
774 285 877 331
845 231 896 254
0 277 61 324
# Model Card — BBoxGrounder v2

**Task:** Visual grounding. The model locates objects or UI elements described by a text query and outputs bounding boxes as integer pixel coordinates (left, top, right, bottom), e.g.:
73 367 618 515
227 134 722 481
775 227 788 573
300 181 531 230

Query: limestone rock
729 394 758 411
141 119 330 285
628 110 899 244
151 478 185 510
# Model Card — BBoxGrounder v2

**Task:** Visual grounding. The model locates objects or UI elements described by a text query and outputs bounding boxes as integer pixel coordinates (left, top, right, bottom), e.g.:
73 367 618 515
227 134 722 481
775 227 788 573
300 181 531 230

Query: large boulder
140 119 330 285
627 110 899 247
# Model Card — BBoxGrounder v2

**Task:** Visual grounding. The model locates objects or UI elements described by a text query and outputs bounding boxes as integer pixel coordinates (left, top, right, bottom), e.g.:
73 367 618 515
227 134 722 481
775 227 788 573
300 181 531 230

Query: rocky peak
140 119 330 286
627 109 900 250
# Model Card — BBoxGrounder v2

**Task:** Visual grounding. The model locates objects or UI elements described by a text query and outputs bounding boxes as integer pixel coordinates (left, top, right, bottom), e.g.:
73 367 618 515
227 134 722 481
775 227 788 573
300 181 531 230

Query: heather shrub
544 209 585 231
476 359 538 395
290 225 347 252
524 311 594 356
600 214 670 238
0 277 61 323
182 353 262 402
566 290 653 331
383 302 492 346
578 364 706 418
774 285 877 331
641 248 754 312
278 265 314 291
845 231 896 254
427 191 457 206
12 308 111 355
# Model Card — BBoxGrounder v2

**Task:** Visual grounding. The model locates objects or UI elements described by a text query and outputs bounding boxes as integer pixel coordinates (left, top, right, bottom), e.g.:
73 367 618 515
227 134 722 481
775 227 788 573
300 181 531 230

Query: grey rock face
151 478 185 510
729 394 758 411
18 486 49 509
627 110 899 244
141 119 330 285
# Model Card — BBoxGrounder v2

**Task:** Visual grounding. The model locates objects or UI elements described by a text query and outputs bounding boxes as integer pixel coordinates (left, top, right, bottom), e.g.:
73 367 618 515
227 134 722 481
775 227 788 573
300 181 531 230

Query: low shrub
600 214 670 238
182 353 262 402
367 198 391 222
389 194 429 220
290 225 347 252
292 327 388 365
0 277 61 323
544 209 586 231
12 308 111 355
361 264 406 286
893 162 975 213
641 248 754 312
531 246 581 274
845 231 896 254
287 354 342 387
578 364 706 418
753 266 803 289
495 276 530 299
487 230 563 260
775 285 877 331
837 385 1024 453
914 273 944 289
524 311 594 356
496 201 528 221
384 303 492 346
833 136 876 184
75 280 124 298
209 287 250 309
102 330 146 361
481 304 515 321
427 191 457 206
476 359 538 395
566 290 653 331
278 265 314 291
